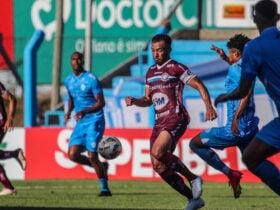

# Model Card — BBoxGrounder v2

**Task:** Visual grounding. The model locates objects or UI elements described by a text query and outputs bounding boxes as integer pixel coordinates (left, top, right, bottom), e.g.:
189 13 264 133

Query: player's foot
16 149 26 170
186 198 205 210
98 190 112 197
0 188 16 196
228 170 242 198
190 176 203 199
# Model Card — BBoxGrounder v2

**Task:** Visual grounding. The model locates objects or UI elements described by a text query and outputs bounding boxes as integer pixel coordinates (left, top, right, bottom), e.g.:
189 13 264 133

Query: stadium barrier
3 128 279 183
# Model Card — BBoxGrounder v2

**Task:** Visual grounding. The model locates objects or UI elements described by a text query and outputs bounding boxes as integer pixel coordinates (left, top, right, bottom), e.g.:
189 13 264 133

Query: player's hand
231 118 240 136
211 45 225 57
205 107 217 121
125 96 134 106
64 113 70 123
3 119 14 133
211 44 229 62
214 94 228 107
74 111 84 121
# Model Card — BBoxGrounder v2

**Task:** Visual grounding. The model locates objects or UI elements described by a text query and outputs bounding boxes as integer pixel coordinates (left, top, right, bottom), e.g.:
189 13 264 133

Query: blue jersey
225 59 258 137
241 27 280 114
64 70 104 120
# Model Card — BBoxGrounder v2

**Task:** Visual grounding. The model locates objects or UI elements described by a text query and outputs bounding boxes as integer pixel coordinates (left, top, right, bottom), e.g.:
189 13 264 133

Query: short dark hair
71 51 84 59
227 34 251 54
151 34 172 48
254 0 278 19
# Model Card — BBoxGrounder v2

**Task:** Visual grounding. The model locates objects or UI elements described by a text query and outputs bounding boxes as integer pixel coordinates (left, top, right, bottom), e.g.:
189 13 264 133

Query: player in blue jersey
64 51 111 196
215 0 280 195
189 34 259 198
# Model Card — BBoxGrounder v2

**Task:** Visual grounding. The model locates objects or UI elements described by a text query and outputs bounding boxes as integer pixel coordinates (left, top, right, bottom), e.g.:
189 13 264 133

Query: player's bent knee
68 152 80 162
151 151 164 160
152 163 166 173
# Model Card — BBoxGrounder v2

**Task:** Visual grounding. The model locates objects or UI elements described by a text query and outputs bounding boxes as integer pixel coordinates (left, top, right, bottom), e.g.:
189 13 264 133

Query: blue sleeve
241 42 260 81
91 77 103 96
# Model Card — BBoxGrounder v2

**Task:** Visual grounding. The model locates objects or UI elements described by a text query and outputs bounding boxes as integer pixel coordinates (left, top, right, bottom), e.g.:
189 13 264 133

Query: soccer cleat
228 170 242 198
186 198 205 210
190 176 203 199
16 149 26 170
98 190 112 197
0 188 16 196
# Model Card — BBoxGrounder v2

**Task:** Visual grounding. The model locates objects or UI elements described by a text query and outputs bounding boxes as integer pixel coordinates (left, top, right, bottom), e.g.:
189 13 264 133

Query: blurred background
2 0 280 128
1 0 280 183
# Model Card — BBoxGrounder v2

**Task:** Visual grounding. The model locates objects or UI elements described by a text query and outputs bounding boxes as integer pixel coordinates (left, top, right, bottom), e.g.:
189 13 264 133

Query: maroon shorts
150 118 188 152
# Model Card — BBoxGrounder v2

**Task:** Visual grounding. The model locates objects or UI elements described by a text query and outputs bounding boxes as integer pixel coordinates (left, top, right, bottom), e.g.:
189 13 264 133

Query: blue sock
98 178 109 192
190 142 229 175
250 160 280 195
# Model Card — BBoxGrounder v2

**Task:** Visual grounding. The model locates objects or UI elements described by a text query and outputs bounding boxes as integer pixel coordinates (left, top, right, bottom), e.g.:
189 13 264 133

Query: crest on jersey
161 73 169 81
81 84 86 91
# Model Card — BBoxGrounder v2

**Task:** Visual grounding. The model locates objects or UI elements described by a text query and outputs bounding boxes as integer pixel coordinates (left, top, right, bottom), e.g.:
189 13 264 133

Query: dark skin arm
231 87 253 136
214 79 252 107
211 45 231 64
64 93 105 122
64 93 74 123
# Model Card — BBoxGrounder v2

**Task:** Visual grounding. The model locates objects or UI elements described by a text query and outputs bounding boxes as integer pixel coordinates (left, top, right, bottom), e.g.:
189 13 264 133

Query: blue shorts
256 117 280 150
200 126 258 151
69 117 105 152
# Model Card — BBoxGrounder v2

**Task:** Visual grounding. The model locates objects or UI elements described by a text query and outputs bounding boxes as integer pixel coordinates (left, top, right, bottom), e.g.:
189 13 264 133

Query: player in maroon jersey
0 82 26 195
125 34 217 210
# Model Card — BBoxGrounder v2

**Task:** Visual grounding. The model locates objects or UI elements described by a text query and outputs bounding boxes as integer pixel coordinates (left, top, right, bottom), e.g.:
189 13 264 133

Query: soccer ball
98 136 122 160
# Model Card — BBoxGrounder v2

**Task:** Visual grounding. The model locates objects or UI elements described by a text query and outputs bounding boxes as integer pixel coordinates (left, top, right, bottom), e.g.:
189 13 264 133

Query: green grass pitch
0 179 278 210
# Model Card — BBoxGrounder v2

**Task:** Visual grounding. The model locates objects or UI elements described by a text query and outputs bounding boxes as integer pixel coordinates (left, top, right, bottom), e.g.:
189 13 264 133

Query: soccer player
0 82 26 195
125 34 217 210
64 52 111 196
215 0 280 195
189 34 259 198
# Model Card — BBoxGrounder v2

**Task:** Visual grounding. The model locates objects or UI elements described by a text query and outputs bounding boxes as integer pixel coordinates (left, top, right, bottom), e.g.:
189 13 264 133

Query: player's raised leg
190 133 242 198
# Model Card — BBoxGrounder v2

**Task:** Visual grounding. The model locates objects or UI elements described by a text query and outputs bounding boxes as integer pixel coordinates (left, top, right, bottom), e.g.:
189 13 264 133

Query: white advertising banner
206 0 280 28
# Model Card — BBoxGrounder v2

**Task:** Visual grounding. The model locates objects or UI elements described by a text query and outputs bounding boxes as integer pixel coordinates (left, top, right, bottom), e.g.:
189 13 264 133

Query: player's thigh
151 130 172 158
200 127 237 149
86 120 105 152
243 137 278 167
69 123 86 148
256 117 280 150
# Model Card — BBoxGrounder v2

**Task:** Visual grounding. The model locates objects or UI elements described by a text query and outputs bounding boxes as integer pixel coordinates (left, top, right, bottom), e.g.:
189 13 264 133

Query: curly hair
226 34 251 54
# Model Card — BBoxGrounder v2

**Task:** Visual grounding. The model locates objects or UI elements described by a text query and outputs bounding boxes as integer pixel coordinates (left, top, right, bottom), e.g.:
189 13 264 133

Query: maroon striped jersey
145 59 196 125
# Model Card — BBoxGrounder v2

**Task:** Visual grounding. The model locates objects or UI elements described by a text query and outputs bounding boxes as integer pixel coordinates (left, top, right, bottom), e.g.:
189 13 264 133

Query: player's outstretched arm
125 86 152 107
188 77 217 121
214 79 252 107
211 45 230 64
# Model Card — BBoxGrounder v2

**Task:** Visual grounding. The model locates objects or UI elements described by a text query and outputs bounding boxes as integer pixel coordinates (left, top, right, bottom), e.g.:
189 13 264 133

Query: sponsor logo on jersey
152 92 169 110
